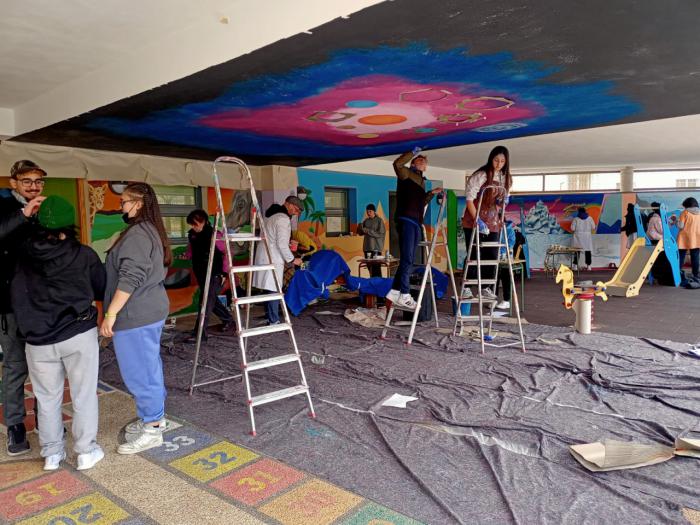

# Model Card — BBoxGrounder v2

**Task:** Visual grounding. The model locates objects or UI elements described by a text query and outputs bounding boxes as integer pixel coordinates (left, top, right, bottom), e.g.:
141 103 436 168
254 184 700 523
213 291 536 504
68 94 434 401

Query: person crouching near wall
100 183 172 454
11 196 106 471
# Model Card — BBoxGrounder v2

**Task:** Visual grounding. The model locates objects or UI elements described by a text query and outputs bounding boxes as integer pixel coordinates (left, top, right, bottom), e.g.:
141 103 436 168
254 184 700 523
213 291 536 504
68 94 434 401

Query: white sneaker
495 300 510 310
396 293 418 309
44 451 66 471
461 288 474 299
385 289 400 302
125 419 169 435
77 446 104 471
117 429 163 455
479 287 498 301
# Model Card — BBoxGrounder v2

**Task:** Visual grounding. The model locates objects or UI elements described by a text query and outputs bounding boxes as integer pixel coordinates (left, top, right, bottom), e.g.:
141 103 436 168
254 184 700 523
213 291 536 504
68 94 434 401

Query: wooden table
543 246 581 278
357 257 399 279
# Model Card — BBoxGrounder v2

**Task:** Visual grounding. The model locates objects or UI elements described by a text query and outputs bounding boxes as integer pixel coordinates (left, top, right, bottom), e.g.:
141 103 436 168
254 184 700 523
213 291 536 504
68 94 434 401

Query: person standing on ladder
385 149 442 309
462 146 513 301
253 196 303 325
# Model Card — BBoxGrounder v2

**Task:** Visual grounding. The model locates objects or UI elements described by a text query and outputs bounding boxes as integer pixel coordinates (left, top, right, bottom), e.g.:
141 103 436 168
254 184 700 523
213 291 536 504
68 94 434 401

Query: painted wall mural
452 192 621 270
297 168 447 274
15 0 700 164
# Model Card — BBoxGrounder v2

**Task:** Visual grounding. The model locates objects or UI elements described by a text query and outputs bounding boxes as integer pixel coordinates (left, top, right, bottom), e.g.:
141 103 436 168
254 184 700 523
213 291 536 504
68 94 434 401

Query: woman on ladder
462 145 513 301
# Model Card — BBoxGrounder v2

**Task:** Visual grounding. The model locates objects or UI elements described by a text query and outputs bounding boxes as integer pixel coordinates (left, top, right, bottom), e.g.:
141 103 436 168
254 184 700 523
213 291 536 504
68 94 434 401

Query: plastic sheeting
100 306 700 524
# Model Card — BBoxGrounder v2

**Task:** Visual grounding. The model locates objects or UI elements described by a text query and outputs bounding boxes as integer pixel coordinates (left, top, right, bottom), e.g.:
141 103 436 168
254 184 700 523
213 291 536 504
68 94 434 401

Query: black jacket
0 191 37 315
188 223 224 283
10 233 106 345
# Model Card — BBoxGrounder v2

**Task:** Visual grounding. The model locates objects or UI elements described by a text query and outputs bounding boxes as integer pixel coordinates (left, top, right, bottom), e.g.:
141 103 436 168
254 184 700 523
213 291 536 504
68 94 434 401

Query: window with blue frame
324 187 352 236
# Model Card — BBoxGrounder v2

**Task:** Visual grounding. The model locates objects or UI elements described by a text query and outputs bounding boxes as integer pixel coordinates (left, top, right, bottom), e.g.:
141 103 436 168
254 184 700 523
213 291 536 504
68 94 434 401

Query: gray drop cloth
99 304 700 524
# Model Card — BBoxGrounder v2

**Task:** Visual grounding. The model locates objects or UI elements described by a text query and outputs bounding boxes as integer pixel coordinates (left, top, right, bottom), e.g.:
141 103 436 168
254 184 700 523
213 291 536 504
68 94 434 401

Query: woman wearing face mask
100 183 172 454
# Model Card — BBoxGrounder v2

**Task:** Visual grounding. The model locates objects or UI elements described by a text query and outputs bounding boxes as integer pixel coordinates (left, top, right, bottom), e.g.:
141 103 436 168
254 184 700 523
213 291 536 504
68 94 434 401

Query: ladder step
240 323 292 338
465 260 500 266
227 234 262 242
458 297 497 304
418 241 446 247
250 385 308 407
462 279 497 285
235 293 283 305
479 242 505 247
389 303 418 312
245 354 300 372
230 264 275 273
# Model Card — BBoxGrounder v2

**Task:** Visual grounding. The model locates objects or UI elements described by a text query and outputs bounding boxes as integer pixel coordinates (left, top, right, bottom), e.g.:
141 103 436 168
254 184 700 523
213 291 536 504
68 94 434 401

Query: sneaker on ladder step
461 288 473 300
495 300 510 310
396 294 418 309
385 289 401 303
479 287 497 301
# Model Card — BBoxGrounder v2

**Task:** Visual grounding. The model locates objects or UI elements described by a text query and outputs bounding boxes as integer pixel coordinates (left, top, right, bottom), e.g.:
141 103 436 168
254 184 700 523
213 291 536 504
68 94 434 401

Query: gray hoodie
104 222 169 331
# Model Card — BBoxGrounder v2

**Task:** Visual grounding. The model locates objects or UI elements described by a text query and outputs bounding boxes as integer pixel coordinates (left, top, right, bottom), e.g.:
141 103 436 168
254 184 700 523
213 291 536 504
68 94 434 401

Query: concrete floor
515 270 700 344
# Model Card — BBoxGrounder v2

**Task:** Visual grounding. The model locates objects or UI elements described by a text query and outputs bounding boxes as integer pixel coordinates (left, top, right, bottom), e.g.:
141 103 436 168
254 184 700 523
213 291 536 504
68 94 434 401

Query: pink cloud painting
199 75 541 146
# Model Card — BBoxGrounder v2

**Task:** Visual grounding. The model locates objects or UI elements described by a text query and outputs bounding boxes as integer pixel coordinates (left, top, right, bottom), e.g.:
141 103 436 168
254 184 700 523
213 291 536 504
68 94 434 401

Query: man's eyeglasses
18 178 45 188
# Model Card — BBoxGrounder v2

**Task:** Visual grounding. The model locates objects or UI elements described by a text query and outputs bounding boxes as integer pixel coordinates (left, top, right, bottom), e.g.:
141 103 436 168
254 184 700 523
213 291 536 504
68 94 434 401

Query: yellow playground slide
605 237 663 297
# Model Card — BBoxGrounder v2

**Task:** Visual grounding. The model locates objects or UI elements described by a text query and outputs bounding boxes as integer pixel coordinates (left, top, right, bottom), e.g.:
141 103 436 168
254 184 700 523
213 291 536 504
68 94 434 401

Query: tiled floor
0 386 421 525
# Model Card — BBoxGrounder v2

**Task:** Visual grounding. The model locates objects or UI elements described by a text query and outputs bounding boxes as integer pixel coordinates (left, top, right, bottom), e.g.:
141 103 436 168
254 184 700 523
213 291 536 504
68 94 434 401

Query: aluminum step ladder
453 185 526 353
380 193 459 345
188 156 315 436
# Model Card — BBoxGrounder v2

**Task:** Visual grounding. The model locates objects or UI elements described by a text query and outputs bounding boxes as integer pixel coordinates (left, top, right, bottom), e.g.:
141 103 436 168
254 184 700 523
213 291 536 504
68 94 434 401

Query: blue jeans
679 248 700 277
113 320 166 423
392 218 421 294
265 300 281 324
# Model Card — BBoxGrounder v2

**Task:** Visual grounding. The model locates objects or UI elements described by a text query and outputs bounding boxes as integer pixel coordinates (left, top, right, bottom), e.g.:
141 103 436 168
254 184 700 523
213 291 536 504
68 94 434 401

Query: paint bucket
451 297 472 316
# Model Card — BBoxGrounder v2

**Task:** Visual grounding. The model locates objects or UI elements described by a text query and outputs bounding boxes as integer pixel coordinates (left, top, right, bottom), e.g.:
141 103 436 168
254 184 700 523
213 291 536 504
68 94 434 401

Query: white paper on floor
381 393 419 408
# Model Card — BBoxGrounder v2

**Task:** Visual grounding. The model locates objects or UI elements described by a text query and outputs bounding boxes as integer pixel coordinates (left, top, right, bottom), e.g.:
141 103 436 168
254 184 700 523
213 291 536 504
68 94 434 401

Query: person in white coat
571 207 596 270
252 196 303 324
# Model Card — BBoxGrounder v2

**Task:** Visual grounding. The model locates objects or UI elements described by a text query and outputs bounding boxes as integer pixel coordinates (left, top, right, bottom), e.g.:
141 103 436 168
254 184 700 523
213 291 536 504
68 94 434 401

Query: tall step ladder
188 156 315 436
381 193 459 345
453 185 526 353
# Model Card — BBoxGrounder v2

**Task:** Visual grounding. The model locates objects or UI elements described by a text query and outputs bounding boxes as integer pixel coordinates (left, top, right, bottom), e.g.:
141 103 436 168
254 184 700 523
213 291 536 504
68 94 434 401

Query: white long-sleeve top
252 212 294 292
571 216 596 251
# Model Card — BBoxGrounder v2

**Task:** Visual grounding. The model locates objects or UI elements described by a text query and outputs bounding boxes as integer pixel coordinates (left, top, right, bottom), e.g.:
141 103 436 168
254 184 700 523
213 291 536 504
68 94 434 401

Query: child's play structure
604 203 681 296
556 264 608 334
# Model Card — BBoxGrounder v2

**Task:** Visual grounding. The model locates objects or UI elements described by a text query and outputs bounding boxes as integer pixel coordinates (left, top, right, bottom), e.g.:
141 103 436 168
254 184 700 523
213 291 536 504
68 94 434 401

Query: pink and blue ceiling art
13 0 700 165
85 44 637 164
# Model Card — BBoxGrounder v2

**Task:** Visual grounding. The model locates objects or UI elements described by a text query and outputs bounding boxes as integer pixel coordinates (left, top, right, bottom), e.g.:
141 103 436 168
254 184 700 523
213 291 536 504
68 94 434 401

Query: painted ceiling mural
13 0 700 165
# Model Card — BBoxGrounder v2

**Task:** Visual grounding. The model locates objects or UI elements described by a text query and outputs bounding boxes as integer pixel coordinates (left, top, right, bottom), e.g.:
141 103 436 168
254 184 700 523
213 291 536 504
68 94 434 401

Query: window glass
511 175 542 193
634 171 700 189
543 173 619 192
324 187 350 236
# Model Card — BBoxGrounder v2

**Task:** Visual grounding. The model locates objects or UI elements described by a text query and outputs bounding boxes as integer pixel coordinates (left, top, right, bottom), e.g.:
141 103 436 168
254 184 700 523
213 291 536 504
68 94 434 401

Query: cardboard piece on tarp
570 433 700 471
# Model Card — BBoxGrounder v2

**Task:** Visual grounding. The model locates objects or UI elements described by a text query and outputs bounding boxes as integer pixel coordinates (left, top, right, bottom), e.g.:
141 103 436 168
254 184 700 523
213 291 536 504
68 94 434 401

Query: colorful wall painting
297 168 447 274
88 181 206 316
451 192 621 270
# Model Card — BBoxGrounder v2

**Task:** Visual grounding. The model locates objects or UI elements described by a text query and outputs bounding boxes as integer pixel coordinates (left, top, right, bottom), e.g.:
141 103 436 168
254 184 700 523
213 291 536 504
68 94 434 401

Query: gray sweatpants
25 328 100 457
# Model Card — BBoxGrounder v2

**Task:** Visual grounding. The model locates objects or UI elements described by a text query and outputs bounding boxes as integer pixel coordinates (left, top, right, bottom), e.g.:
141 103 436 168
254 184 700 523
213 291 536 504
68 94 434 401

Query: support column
620 166 634 192
620 166 636 260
